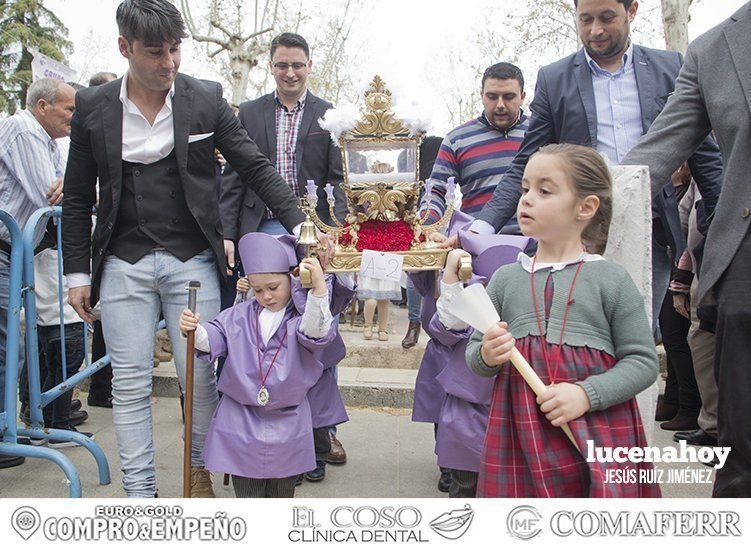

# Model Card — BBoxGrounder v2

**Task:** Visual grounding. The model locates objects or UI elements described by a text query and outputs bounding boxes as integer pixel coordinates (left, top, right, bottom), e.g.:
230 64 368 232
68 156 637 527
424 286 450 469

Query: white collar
19 109 53 144
119 71 175 112
584 42 634 76
518 252 604 273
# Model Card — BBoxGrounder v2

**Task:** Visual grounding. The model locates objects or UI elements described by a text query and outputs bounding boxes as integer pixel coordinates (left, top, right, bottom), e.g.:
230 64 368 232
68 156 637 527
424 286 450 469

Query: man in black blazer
219 33 349 484
220 32 346 246
62 0 305 498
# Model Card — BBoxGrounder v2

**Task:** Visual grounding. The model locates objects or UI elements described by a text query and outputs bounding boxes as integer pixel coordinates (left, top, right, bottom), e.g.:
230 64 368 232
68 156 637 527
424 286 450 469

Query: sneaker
48 427 94 449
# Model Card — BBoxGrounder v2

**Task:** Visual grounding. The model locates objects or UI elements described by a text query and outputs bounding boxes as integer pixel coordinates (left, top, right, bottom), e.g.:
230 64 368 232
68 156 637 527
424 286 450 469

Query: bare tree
178 0 364 106
178 0 279 107
661 0 696 53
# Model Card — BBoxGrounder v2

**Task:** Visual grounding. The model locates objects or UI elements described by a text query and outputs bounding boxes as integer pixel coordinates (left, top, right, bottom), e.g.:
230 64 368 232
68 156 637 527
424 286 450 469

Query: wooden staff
183 280 201 498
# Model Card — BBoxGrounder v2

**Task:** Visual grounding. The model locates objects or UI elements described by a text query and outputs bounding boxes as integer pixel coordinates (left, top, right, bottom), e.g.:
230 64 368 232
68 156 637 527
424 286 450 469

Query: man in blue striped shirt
0 77 75 469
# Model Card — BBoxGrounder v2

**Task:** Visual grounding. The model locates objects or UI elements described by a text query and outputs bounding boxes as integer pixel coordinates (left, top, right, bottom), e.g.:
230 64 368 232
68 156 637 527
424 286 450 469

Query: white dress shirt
120 72 176 164
66 72 176 289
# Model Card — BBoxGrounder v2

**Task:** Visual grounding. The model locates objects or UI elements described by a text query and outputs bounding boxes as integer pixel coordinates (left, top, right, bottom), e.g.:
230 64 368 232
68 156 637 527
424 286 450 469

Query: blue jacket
475 45 724 261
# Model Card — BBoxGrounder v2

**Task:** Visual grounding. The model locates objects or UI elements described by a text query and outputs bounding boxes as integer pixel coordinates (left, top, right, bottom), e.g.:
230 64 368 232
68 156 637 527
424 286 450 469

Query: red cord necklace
530 254 585 385
253 305 288 406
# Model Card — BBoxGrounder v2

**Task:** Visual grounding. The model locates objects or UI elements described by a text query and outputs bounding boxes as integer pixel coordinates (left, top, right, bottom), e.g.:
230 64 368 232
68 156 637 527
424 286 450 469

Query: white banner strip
1 498 748 543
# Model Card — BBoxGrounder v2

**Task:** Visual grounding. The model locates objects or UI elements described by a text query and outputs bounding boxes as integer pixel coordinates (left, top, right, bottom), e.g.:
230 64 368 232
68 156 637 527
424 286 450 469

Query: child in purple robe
432 233 531 498
179 232 336 498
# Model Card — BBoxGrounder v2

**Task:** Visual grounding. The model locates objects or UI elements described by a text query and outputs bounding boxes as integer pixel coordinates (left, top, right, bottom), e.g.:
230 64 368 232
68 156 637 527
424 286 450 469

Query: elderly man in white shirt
0 77 75 469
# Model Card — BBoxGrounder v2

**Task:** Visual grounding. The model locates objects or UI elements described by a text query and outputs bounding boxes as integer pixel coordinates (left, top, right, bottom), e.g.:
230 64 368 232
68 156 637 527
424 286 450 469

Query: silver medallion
257 386 270 406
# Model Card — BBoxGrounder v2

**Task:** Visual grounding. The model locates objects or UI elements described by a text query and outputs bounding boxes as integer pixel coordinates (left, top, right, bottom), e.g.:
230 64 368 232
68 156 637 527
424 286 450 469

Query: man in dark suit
220 32 346 244
220 33 348 484
469 0 723 330
62 0 307 498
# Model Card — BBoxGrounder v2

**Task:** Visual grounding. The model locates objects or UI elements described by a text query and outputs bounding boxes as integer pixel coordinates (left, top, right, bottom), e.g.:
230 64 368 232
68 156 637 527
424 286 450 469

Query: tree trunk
661 0 693 54
227 41 254 107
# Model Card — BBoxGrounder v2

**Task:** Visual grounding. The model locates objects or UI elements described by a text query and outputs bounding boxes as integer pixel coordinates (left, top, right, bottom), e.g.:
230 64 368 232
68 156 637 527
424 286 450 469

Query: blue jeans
0 250 9 429
99 249 220 497
652 237 672 338
406 277 422 323
39 322 85 428
258 218 288 235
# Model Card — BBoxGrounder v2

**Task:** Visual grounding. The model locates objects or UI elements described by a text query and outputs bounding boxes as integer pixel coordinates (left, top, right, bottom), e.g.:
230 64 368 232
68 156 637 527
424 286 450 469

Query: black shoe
673 428 717 447
305 461 326 482
87 395 113 408
48 426 94 449
438 469 452 493
69 410 89 427
295 473 305 486
70 399 82 411
0 454 25 469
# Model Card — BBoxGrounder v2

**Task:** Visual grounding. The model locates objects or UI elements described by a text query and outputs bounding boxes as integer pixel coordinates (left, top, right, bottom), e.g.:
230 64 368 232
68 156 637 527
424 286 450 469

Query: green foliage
0 0 72 114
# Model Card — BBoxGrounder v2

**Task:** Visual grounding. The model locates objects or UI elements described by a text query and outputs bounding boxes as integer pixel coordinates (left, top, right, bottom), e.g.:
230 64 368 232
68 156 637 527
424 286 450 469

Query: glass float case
299 75 457 272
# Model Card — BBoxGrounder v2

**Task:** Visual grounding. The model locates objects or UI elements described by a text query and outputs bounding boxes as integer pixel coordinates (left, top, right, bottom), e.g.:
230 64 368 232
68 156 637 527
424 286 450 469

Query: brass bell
297 217 319 249
297 215 318 287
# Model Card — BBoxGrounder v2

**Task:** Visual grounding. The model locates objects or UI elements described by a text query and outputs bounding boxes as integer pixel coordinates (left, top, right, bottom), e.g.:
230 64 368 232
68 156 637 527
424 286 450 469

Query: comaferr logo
507 505 543 540
429 504 475 540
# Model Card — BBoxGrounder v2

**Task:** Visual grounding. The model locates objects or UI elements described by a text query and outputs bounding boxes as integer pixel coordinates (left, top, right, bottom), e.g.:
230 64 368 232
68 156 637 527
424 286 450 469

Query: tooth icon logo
11 506 41 541
429 504 474 540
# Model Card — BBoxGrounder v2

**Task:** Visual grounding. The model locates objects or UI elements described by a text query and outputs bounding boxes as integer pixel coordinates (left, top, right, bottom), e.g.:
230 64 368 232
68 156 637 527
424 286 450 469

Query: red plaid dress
477 272 661 498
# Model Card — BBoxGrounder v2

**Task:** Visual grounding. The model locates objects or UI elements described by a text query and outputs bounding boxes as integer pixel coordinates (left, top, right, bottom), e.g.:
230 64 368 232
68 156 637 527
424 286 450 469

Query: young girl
179 232 336 498
467 144 660 498
432 233 530 498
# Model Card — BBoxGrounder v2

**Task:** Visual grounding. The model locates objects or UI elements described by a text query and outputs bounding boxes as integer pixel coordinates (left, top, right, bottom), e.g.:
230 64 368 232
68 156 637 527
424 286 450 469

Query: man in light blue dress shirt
470 0 724 330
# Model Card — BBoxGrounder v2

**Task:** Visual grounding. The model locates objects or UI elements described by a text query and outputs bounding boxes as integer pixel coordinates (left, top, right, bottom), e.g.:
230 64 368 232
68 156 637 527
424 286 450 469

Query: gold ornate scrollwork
350 76 409 137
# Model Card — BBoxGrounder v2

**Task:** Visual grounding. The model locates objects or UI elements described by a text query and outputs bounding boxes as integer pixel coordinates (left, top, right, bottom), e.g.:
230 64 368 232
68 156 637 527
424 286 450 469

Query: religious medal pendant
257 386 270 406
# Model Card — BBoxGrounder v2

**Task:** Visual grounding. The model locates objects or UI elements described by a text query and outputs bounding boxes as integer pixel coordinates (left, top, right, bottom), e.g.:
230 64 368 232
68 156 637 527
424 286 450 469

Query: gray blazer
220 91 346 241
623 3 751 305
474 45 724 259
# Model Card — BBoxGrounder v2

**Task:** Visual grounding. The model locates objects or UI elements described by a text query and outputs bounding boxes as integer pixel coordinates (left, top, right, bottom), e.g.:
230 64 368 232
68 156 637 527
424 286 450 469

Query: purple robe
430 312 493 472
292 276 355 429
410 270 447 423
200 296 335 479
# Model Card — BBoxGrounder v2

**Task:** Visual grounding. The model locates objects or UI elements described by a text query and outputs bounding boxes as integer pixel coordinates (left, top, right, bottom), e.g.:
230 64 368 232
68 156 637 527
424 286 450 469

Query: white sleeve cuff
299 290 334 339
292 223 302 238
436 280 469 330
66 273 91 288
194 324 210 353
469 219 495 235
334 272 357 290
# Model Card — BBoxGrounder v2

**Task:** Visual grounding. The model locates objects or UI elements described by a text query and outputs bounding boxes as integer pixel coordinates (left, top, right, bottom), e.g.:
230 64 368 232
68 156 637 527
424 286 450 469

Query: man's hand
68 286 95 324
47 177 63 206
224 239 235 276
537 383 590 427
427 232 460 249
673 293 690 319
316 232 334 268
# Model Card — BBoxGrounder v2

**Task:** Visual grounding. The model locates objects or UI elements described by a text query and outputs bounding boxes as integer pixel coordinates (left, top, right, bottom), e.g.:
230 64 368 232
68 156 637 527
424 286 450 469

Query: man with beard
467 0 723 332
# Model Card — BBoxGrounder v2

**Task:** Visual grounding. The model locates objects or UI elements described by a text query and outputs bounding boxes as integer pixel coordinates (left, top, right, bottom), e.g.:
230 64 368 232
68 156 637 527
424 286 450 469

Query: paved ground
0 399 712 499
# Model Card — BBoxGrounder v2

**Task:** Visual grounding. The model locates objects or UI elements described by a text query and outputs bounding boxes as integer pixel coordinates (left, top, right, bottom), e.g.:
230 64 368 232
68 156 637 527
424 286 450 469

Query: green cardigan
466 260 658 411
